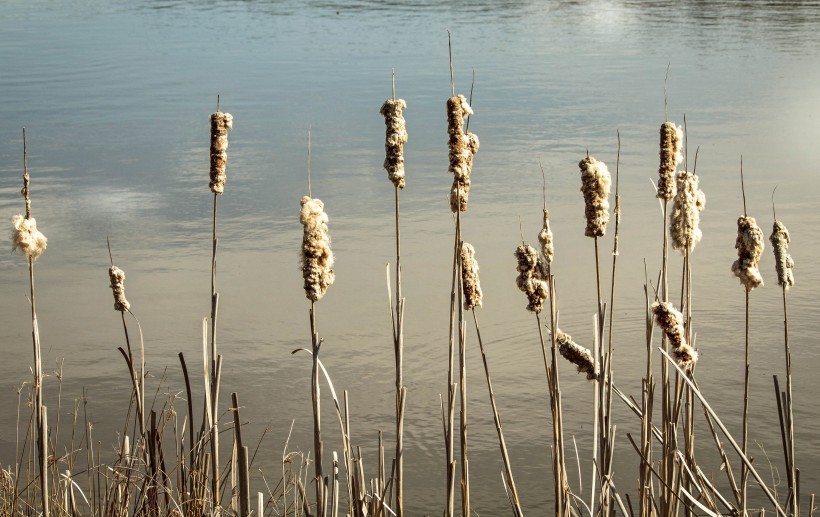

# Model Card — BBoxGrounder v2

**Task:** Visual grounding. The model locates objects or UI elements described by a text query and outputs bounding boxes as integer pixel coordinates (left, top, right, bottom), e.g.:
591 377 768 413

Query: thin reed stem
471 310 523 517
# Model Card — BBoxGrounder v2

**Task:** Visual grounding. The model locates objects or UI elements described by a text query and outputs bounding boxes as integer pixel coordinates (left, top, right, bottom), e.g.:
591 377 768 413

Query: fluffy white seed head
447 95 479 213
651 301 698 369
670 170 706 253
209 111 233 194
380 98 408 189
11 214 47 260
579 156 611 238
108 265 131 312
538 208 554 268
556 330 597 380
460 242 483 310
731 215 765 291
300 196 335 302
770 220 795 290
658 122 683 201
514 244 548 313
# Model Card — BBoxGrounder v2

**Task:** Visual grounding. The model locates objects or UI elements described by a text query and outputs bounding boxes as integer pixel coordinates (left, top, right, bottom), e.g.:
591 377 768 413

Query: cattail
447 94 480 213
514 244 548 313
651 301 698 369
538 208 554 267
555 330 596 380
657 122 683 201
578 156 611 237
460 242 482 310
11 214 47 260
731 215 765 291
670 170 706 253
770 220 795 290
209 111 233 194
108 266 130 312
380 98 408 189
300 196 335 302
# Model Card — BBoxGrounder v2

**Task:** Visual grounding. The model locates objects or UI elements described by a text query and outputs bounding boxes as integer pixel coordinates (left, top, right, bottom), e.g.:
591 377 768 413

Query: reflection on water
2 0 820 513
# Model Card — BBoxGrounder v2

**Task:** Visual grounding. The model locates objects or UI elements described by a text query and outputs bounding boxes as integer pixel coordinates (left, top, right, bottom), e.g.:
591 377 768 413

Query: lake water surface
2 0 820 513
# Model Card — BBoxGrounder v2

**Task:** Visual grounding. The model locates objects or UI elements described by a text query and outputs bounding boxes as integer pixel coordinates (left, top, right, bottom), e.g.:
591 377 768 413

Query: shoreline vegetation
2 65 812 517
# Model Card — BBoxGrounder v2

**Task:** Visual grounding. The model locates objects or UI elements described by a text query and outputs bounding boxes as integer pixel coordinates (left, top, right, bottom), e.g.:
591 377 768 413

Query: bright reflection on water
2 0 820 513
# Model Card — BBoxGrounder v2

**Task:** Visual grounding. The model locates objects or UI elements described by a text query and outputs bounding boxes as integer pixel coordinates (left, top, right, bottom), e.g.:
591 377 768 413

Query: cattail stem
393 184 405 517
782 285 797 516
310 302 325 516
471 310 523 517
444 211 460 517
20 129 48 517
741 289 750 516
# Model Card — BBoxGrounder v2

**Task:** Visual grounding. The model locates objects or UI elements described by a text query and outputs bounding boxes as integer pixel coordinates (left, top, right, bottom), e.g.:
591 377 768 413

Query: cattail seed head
658 122 683 201
209 111 233 194
770 220 795 290
731 215 765 291
538 208 554 268
380 98 408 189
447 95 479 213
460 242 483 310
556 330 597 380
651 301 698 370
670 170 706 253
514 244 548 313
300 196 335 302
108 265 130 312
11 214 47 260
579 156 611 238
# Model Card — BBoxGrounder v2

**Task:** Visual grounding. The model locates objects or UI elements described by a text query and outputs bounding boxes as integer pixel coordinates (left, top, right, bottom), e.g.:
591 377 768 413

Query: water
2 0 820 513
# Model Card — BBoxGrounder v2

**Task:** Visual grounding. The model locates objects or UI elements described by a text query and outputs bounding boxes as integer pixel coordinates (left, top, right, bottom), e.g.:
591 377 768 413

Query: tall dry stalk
770 194 797 516
301 181 336 517
731 160 765 516
12 128 49 517
578 152 611 514
379 70 407 517
443 34 479 517
460 243 523 516
207 98 233 511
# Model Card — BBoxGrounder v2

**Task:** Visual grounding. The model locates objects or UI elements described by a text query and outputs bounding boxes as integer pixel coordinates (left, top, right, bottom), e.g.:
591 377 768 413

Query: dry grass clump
461 242 482 310
651 301 698 369
770 220 795 289
514 244 547 313
209 111 233 194
657 121 683 201
300 196 335 301
11 214 47 260
670 170 705 253
447 94 479 212
380 98 408 189
108 265 131 312
731 215 765 290
555 330 596 380
578 156 611 237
